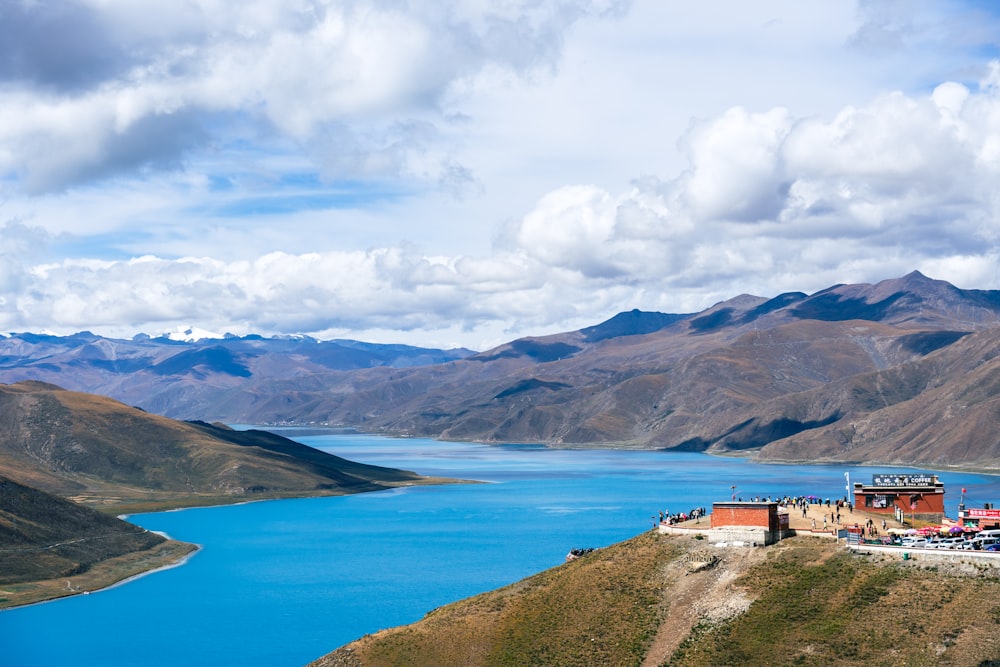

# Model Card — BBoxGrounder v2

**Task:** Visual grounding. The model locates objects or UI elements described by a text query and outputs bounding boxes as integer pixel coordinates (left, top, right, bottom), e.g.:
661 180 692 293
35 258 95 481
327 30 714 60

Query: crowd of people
655 494 858 531
658 507 707 525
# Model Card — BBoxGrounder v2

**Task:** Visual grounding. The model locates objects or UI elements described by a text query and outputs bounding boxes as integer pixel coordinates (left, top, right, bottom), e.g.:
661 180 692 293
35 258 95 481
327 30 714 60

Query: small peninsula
0 382 458 608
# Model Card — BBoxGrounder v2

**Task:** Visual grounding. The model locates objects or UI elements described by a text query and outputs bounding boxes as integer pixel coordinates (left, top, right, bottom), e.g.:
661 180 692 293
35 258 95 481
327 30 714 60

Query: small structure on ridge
659 501 792 545
708 501 790 546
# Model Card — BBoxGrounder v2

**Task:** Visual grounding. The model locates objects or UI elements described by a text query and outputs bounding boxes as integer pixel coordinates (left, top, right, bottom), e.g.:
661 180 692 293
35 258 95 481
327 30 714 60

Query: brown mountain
0 381 442 511
0 474 167 585
0 333 472 420
3 271 1000 470
237 271 1000 470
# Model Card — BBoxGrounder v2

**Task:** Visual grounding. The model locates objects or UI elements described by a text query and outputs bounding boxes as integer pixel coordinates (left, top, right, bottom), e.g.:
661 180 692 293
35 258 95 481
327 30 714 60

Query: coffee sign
871 474 935 487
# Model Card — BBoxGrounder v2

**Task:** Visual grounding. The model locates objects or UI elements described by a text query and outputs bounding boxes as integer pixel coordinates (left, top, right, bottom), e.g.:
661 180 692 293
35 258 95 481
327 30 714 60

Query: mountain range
4 271 1000 470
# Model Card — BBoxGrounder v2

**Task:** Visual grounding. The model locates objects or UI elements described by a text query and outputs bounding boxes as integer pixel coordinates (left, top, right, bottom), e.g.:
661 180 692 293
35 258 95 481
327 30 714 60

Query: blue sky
3 0 1000 349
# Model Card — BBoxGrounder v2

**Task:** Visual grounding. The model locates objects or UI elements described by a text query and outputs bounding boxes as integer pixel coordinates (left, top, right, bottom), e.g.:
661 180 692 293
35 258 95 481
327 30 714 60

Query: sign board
871 474 935 488
967 508 1000 518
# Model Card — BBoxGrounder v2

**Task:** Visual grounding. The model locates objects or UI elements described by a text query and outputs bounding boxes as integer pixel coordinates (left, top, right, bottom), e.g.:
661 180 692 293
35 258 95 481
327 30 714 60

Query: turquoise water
5 431 1000 666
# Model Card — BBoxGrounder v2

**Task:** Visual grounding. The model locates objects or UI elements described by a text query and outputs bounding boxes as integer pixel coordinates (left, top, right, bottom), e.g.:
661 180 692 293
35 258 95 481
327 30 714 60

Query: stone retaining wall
848 543 1000 565
657 523 795 546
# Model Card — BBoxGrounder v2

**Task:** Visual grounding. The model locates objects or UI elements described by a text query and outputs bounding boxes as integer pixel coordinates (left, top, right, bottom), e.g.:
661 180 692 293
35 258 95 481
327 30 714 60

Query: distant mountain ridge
0 331 473 374
0 332 473 419
4 272 1000 469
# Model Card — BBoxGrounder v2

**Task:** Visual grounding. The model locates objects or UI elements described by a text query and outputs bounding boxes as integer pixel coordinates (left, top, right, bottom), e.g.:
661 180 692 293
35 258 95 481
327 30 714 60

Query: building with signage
852 473 945 523
959 505 1000 531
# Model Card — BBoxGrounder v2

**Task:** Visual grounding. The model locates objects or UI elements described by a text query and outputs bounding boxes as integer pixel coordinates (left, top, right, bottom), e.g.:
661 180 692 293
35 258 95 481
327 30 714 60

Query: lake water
5 430 1000 666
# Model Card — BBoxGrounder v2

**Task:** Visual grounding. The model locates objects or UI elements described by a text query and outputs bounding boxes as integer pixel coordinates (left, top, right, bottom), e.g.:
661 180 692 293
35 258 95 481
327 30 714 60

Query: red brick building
656 501 792 545
711 501 788 532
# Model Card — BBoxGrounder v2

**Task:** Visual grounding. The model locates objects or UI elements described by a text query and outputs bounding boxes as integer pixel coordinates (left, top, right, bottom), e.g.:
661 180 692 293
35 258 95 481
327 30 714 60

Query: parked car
900 537 927 547
932 537 967 549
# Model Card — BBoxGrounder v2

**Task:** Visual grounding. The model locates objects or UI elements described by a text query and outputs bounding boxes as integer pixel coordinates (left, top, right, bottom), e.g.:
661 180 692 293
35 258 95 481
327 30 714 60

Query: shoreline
9 433 996 612
0 539 199 611
8 477 473 610
101 473 470 515
99 542 202 594
294 425 1000 478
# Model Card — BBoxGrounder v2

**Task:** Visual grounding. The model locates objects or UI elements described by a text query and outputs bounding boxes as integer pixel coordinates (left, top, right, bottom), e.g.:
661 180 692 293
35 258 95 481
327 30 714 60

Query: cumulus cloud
9 64 1000 347
0 220 49 311
0 0 630 194
495 69 1000 314
680 107 792 223
510 185 621 277
7 1 1000 349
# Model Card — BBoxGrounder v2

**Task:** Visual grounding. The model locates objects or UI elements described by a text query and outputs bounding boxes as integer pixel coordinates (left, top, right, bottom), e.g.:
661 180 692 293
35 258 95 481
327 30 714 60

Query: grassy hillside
0 381 457 607
310 533 1000 667
0 382 450 512
0 474 196 608
0 475 164 583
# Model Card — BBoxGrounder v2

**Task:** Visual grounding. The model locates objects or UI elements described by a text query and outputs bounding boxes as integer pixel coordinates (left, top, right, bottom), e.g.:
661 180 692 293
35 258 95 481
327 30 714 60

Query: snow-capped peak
164 326 224 342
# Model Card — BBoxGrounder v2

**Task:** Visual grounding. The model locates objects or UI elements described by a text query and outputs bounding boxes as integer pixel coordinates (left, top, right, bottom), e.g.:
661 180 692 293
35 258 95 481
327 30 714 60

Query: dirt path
642 543 768 667
642 503 910 665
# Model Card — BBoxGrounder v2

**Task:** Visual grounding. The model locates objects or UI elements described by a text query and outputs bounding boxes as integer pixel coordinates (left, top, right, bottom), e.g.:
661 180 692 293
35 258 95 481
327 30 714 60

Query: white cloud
0 0 630 193
4 1 1000 349
9 64 1000 347
512 185 619 277
680 107 792 223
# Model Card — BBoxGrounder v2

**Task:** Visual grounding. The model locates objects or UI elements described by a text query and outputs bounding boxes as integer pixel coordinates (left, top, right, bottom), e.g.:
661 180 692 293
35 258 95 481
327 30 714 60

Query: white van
967 536 1000 550
977 529 1000 540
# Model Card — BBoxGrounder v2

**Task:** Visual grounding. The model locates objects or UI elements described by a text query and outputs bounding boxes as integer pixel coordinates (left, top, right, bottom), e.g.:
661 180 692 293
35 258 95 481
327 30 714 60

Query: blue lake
5 431 1000 666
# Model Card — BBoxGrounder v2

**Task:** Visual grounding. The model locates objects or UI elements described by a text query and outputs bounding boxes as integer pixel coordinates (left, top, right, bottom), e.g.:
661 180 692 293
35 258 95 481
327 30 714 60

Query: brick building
852 473 945 523
708 501 790 545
